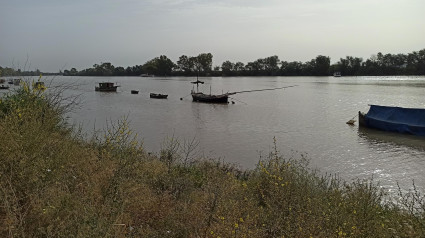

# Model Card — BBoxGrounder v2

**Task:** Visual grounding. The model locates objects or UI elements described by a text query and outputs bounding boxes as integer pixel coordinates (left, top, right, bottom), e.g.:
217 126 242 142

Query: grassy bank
1 81 425 237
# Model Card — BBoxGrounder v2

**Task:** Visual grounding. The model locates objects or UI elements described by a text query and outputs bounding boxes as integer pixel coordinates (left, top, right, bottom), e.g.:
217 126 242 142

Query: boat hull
150 93 168 99
359 105 425 136
95 86 118 92
191 92 229 103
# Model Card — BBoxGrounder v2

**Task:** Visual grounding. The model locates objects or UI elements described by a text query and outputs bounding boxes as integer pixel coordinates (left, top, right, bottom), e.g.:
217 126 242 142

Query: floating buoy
232 101 235 104
180 98 183 100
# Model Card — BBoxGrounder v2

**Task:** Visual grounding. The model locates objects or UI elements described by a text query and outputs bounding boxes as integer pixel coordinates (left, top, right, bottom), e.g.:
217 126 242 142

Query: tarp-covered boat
359 105 425 136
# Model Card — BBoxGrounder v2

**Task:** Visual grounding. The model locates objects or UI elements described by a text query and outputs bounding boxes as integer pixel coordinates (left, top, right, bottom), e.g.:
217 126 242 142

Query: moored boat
191 91 231 103
13 78 21 86
333 72 342 77
0 84 10 90
150 93 168 99
131 90 139 94
95 82 119 92
190 78 232 104
359 105 425 136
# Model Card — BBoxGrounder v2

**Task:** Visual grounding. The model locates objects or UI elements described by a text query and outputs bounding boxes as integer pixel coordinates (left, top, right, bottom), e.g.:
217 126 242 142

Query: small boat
333 72 342 77
0 84 10 90
150 93 168 99
95 82 119 92
13 78 21 86
131 90 139 94
359 105 425 136
140 74 154 77
190 78 232 104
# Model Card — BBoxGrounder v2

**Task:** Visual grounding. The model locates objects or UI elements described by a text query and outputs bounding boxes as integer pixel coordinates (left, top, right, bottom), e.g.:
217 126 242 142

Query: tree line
1 49 424 77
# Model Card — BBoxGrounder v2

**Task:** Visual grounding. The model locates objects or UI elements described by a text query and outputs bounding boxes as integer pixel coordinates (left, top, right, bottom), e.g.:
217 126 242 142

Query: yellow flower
239 217 244 223
234 223 239 228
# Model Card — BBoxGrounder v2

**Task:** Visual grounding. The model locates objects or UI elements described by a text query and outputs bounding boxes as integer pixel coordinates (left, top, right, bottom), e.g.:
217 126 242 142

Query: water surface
3 75 425 193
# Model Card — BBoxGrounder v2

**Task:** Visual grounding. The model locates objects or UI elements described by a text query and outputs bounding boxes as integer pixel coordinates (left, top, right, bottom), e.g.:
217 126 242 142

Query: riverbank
1 82 424 237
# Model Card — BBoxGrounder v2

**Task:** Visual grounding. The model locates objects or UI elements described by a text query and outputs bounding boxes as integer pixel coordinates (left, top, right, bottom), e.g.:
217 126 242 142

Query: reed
1 81 424 237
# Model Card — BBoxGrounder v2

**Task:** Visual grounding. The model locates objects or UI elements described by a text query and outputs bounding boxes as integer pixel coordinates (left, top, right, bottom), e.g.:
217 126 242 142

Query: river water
3 75 425 193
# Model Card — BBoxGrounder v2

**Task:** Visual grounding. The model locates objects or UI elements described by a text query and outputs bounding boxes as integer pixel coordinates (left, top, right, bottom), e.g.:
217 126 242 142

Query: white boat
333 72 342 77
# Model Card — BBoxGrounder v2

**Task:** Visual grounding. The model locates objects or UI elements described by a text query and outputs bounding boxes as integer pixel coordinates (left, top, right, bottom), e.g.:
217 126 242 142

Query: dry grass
1 80 425 237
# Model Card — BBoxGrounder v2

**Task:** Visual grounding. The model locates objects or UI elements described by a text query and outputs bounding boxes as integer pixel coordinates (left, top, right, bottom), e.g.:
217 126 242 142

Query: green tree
176 55 194 75
221 60 235 76
196 53 213 75
156 55 175 76
313 55 330 76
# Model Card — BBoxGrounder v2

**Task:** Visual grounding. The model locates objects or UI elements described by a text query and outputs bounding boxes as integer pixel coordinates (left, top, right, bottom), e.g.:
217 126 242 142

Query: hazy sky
1 0 424 72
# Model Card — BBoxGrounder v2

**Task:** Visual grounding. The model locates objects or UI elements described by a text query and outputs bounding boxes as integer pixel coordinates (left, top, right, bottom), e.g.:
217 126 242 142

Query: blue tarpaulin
363 105 425 136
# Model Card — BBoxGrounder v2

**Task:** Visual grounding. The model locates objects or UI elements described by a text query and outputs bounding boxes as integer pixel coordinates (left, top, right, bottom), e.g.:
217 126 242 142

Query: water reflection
358 127 425 152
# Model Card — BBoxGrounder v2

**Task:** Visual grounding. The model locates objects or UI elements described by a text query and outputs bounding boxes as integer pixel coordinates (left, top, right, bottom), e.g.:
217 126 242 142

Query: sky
1 0 424 72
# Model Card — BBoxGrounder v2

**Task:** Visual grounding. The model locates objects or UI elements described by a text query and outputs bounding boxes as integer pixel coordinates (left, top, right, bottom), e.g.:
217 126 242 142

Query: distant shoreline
1 48 424 77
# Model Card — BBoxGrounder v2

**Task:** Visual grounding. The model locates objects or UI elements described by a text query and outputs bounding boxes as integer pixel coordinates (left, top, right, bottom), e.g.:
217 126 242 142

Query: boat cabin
95 82 119 92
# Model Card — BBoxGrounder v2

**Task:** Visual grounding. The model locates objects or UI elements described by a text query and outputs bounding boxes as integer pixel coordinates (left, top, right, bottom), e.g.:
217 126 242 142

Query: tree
156 55 175 76
221 60 235 76
176 55 194 75
264 55 280 75
197 53 213 75
313 55 330 76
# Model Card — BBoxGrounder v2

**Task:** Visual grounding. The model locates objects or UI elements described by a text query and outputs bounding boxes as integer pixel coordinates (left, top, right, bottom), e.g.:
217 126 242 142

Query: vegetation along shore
1 79 425 237
1 48 424 78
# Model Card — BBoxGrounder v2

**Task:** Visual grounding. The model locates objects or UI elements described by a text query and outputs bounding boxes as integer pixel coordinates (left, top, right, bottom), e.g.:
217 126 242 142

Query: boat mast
196 71 199 93
191 69 204 93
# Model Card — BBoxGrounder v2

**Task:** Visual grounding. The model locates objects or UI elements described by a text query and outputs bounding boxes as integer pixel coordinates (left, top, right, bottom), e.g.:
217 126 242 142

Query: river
3 75 425 193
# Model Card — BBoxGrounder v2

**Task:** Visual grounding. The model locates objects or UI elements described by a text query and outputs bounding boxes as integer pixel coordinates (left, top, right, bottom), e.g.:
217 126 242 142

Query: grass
1 79 425 237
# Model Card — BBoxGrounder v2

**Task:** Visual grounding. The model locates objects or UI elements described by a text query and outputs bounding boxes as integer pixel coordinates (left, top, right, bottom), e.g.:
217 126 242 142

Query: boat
13 78 21 86
95 82 119 92
140 74 154 77
131 90 139 94
191 92 231 103
333 72 342 77
150 93 168 99
0 84 10 90
358 105 425 136
190 79 233 104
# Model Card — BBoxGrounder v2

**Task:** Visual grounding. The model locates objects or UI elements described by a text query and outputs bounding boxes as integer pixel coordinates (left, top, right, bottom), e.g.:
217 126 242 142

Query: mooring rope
230 85 298 94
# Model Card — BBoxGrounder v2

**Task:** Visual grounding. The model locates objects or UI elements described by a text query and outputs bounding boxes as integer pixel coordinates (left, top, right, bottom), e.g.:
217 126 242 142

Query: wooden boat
150 93 168 99
190 78 232 104
191 92 231 103
0 84 10 90
13 78 21 86
131 90 139 94
359 105 425 136
95 82 119 92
